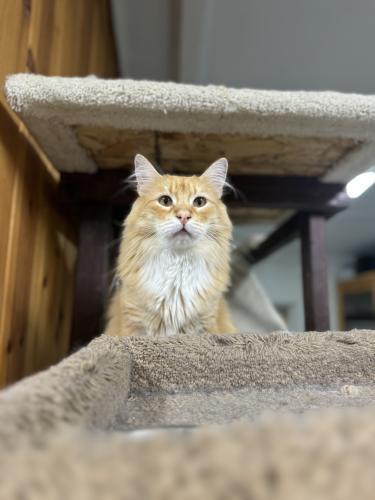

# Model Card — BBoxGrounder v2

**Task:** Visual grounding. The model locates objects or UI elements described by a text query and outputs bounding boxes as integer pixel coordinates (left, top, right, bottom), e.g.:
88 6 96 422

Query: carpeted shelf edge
0 330 375 445
5 74 375 179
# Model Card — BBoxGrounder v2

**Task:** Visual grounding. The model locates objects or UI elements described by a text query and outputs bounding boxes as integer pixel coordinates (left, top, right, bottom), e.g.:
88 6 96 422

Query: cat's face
126 155 232 250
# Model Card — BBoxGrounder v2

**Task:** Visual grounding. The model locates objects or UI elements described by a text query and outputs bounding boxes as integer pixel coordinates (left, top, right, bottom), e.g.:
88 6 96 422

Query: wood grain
75 127 360 177
0 0 118 387
0 106 28 383
337 271 375 330
228 207 289 223
76 127 156 168
301 215 330 331
70 205 112 349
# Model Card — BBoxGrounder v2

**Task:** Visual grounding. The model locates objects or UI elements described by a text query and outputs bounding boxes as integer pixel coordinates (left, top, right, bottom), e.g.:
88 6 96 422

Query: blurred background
111 0 375 330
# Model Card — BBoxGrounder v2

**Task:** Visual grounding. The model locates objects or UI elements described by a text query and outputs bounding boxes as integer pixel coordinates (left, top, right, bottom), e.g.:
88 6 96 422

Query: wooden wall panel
22 146 77 377
0 1 30 86
0 0 118 387
0 106 28 384
26 0 117 77
0 101 78 385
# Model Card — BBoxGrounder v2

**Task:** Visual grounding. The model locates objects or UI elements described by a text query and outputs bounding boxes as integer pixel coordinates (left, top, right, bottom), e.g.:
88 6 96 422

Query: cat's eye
193 196 207 208
158 195 173 207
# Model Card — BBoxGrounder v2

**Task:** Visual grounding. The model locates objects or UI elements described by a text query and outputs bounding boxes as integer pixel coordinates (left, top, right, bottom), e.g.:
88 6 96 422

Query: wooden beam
59 171 136 206
300 215 330 331
70 204 113 348
247 189 348 266
249 212 331 331
228 175 345 209
247 214 303 264
60 171 347 212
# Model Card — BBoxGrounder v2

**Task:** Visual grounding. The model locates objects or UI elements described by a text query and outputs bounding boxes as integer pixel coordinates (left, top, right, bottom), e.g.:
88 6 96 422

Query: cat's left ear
134 154 161 195
200 158 228 198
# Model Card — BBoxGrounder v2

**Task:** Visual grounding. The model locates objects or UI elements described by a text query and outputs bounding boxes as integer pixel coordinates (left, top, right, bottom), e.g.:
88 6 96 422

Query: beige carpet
1 331 375 498
5 74 375 181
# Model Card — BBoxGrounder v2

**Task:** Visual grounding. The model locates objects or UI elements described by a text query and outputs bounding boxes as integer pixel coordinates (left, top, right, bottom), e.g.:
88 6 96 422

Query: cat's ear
134 154 161 195
201 158 228 198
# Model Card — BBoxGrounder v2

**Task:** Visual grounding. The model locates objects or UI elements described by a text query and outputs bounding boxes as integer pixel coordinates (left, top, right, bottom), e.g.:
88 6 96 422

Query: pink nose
176 211 192 225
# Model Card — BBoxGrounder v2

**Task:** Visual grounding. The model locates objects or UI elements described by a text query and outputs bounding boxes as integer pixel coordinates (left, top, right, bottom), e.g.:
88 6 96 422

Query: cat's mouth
174 228 191 237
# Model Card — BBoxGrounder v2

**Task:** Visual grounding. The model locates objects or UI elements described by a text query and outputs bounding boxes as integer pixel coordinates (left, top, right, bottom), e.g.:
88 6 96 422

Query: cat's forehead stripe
164 175 201 196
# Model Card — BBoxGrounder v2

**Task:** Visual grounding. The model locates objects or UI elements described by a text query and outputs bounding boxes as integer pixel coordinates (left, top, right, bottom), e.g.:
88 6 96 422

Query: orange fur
105 156 236 337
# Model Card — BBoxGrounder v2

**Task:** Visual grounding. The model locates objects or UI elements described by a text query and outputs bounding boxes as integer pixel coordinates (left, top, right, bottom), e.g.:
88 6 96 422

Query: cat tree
3 74 375 497
6 74 375 344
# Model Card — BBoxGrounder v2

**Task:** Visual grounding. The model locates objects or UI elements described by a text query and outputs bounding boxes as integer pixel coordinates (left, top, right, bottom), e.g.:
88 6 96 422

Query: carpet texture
1 411 375 500
5 73 375 181
1 331 375 498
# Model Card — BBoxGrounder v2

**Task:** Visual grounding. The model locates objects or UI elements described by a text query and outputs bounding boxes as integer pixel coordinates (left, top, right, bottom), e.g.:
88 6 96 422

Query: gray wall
111 0 171 80
180 0 375 93
113 0 375 93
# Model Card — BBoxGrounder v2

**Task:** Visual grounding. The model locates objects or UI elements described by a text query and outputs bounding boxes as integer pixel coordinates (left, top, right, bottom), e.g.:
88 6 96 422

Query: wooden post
300 214 330 331
70 204 113 349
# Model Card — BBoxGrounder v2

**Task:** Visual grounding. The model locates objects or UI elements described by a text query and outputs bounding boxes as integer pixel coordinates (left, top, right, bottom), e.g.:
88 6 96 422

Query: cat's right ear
134 154 161 195
201 158 228 198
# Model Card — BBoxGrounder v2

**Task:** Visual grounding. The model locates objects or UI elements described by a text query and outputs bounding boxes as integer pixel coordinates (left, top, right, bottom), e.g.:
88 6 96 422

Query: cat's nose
176 211 192 226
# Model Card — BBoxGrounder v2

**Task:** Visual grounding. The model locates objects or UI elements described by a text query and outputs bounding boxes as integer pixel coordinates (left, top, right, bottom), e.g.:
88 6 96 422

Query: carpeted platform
1 331 375 498
2 331 375 440
5 74 375 182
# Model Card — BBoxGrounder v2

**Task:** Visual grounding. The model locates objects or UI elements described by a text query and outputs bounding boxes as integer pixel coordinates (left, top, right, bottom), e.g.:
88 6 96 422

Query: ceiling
111 0 375 258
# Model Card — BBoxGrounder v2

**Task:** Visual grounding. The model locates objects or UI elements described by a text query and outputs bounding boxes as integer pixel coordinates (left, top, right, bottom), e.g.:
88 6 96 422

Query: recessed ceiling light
345 171 375 199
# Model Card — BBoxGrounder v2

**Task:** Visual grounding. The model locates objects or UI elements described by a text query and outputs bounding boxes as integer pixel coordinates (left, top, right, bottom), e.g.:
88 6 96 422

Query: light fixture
345 170 375 199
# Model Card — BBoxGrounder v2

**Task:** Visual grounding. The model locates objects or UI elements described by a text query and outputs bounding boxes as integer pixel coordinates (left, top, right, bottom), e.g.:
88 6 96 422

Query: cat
105 154 236 337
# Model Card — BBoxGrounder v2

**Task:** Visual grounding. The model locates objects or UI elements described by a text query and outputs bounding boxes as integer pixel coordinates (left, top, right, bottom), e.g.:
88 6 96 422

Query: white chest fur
140 250 213 335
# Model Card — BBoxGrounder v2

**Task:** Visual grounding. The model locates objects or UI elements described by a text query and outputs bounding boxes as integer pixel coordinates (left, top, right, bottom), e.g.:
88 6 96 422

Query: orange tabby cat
105 154 236 337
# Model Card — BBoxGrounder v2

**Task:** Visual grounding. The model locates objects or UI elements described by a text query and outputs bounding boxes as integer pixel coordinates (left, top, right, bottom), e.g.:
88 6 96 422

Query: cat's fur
105 154 236 337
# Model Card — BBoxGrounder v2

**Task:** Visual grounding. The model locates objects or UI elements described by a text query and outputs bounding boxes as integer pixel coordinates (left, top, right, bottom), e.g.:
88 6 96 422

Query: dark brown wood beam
247 190 347 267
247 213 303 264
248 212 331 331
228 174 345 208
59 171 347 212
60 171 136 206
70 204 113 349
300 215 330 331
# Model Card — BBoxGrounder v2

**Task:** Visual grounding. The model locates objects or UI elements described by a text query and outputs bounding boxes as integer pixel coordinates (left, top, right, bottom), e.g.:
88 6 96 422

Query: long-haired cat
105 154 236 337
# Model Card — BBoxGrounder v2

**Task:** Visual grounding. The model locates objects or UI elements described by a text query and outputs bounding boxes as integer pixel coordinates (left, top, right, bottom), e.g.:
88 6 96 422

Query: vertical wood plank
300 215 330 331
0 106 28 383
0 107 77 383
71 205 113 348
0 0 118 387
23 167 77 376
0 0 30 108
27 0 117 78
2 142 39 383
